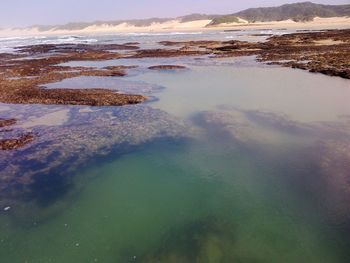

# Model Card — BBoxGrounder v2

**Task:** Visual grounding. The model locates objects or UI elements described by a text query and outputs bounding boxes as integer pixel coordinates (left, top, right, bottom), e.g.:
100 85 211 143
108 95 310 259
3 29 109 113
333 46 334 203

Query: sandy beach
1 17 349 37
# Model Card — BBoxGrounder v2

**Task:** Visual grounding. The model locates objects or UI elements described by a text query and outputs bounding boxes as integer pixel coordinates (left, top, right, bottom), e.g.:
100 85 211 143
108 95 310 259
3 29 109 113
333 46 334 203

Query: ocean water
1 31 350 263
0 29 284 53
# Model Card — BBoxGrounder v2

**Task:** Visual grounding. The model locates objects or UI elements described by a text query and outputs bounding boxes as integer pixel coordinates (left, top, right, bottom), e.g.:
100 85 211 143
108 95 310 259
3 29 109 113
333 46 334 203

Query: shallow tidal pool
1 57 350 263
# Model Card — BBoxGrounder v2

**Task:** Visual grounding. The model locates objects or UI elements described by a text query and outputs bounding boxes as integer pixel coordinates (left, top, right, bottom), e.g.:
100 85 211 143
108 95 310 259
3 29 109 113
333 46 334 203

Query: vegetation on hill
231 2 350 22
208 16 242 26
179 13 219 22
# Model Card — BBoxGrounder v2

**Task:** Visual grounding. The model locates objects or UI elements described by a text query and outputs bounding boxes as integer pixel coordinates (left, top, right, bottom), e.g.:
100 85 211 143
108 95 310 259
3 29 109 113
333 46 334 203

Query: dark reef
159 29 350 79
0 43 146 107
0 133 34 151
148 65 187 70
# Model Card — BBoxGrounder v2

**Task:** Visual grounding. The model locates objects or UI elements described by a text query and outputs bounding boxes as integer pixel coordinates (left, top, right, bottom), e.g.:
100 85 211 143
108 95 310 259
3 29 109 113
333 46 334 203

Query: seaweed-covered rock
0 133 34 150
148 65 187 70
0 118 17 128
0 104 188 204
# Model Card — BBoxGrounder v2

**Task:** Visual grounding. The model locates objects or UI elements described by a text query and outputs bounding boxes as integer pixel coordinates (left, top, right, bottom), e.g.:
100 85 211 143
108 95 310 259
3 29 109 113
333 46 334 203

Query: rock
0 44 146 107
0 133 34 151
148 65 187 70
0 118 17 128
159 29 350 79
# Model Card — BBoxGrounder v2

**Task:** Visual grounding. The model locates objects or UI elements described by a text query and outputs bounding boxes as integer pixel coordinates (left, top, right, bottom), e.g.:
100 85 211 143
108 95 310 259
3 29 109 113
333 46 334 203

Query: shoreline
1 17 350 37
0 29 348 109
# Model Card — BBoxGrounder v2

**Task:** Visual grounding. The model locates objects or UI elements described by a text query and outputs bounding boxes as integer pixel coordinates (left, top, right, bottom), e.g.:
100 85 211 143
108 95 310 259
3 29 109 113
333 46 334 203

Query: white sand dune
211 17 350 30
79 19 213 33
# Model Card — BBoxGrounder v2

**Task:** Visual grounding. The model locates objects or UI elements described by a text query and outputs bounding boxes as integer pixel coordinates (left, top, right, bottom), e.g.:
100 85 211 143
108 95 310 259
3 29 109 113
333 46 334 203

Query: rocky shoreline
158 29 350 79
0 43 146 107
0 29 348 111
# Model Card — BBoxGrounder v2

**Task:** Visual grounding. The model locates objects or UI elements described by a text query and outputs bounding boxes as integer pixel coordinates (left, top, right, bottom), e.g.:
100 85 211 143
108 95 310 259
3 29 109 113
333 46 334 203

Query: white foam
123 31 203 37
41 37 98 45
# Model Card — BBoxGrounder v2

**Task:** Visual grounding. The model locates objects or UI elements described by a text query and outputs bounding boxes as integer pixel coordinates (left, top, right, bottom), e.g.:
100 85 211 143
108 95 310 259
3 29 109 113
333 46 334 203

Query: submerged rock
0 118 34 151
0 133 34 151
0 104 188 205
0 118 17 128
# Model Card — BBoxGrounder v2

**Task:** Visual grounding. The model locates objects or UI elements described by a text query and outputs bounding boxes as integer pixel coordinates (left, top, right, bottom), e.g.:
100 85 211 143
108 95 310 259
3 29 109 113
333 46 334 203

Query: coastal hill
1 2 349 35
209 1 350 25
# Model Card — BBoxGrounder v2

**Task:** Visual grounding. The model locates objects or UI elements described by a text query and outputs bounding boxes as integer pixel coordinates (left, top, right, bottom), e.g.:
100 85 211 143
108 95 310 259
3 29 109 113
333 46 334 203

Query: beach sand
1 17 349 37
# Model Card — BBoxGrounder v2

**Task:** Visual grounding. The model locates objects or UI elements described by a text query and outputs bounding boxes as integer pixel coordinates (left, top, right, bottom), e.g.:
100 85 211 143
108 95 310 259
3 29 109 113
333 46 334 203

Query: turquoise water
1 56 350 262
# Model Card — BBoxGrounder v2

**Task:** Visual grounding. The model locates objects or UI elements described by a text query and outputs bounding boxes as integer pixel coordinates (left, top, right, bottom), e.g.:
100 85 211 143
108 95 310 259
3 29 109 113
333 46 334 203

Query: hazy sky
0 0 349 27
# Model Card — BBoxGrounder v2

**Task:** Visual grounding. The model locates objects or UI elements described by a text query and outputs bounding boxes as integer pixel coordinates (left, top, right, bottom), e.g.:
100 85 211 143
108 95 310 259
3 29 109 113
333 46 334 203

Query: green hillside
232 2 350 22
208 16 242 26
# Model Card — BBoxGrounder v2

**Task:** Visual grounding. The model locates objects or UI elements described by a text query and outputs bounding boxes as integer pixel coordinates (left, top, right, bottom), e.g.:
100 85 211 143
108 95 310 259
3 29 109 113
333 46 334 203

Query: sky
0 0 349 27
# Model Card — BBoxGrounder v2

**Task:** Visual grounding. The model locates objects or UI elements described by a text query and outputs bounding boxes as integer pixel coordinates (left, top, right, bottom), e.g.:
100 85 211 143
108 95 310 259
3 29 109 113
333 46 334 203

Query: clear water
1 33 350 263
